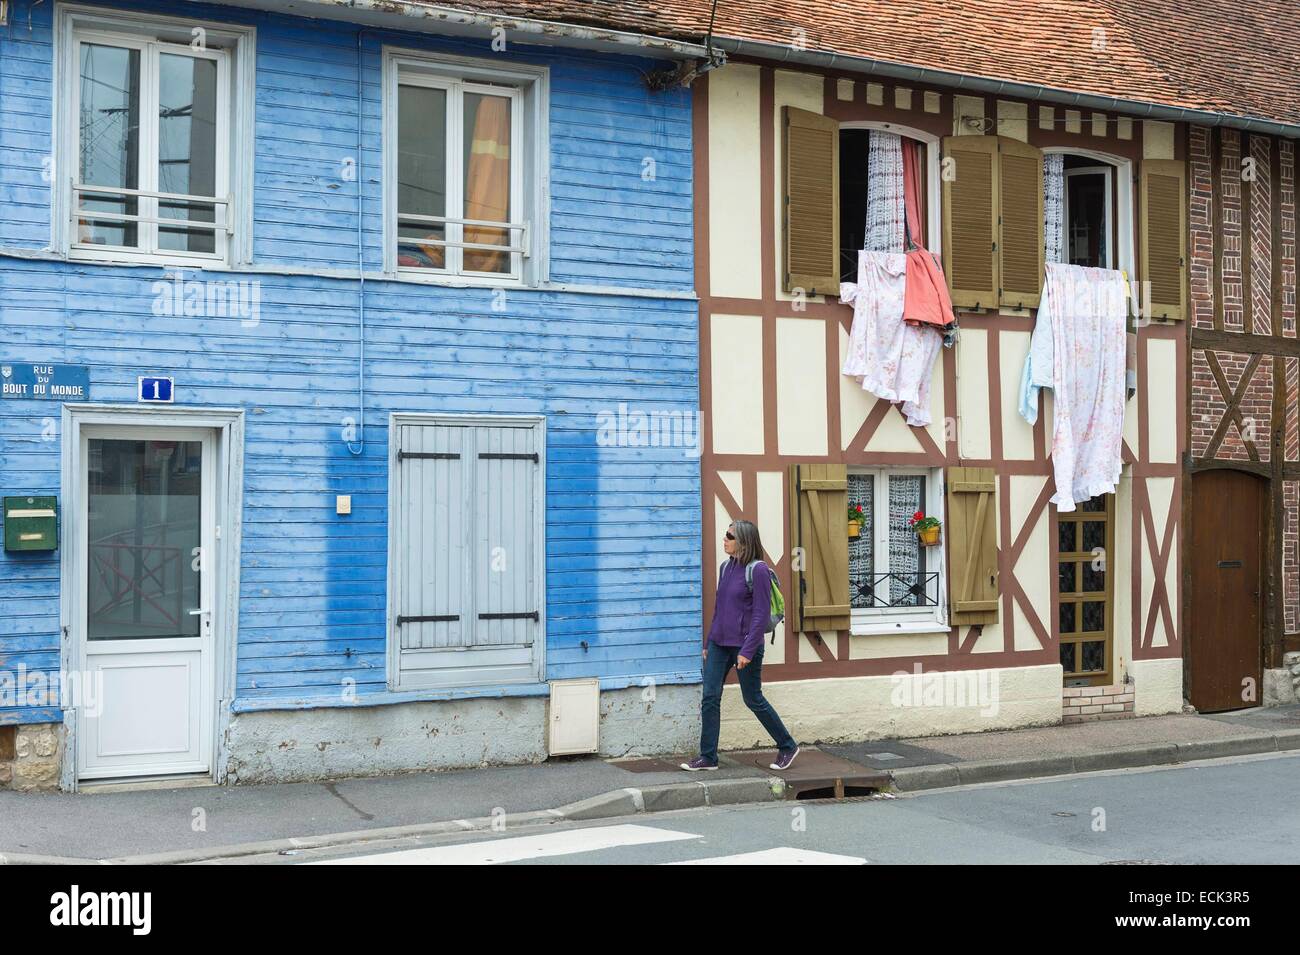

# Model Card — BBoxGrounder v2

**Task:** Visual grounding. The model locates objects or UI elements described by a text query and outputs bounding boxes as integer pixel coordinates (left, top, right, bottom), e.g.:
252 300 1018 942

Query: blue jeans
698 640 796 763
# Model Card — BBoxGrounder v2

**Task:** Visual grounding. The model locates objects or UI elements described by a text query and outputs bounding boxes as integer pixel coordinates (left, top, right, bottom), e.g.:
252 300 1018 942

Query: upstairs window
60 10 251 265
386 51 546 283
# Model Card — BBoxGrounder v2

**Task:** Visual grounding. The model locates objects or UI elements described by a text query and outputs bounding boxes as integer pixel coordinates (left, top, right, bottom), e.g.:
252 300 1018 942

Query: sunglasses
724 531 735 541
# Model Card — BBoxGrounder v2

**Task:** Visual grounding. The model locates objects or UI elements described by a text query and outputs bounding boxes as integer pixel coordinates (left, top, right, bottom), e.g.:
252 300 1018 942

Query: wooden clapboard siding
998 138 1044 309
782 106 841 296
0 1 701 724
1141 158 1189 321
942 135 999 309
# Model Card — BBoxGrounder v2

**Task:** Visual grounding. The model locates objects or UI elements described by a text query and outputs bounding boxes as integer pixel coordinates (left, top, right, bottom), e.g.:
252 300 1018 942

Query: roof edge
205 0 709 59
716 36 1300 138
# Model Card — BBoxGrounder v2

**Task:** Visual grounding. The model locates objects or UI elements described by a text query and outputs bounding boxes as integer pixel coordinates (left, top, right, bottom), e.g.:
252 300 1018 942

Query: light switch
336 495 351 515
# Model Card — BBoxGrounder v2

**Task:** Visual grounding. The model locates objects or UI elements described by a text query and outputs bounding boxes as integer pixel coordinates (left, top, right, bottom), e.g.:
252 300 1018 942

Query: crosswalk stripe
305 824 700 865
666 848 867 865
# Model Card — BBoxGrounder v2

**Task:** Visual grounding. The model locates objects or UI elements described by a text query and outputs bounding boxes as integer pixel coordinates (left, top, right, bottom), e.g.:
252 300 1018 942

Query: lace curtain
1044 153 1065 265
864 130 906 253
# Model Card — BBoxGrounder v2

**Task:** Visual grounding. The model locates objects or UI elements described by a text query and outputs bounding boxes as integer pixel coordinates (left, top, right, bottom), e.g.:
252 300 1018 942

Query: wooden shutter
787 463 850 633
945 466 999 624
472 424 540 650
782 106 840 296
998 138 1044 309
941 135 999 309
1140 159 1187 321
393 418 542 689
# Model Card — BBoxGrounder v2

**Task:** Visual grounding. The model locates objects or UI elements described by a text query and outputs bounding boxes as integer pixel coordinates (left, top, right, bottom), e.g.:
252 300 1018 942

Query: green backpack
720 560 785 644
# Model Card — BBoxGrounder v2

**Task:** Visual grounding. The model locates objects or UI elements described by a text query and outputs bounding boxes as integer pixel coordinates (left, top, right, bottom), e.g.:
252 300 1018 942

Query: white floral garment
1040 263 1128 512
841 250 942 428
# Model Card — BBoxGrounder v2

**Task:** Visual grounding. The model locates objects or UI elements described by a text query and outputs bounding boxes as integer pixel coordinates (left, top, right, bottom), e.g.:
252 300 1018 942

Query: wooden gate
1188 470 1265 712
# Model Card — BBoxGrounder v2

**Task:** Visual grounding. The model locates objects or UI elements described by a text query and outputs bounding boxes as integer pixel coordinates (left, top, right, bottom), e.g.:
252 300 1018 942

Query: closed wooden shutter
787 463 850 632
782 106 840 296
1140 159 1187 321
472 424 540 649
998 138 1044 309
942 135 999 309
395 422 468 651
945 466 999 624
393 418 543 689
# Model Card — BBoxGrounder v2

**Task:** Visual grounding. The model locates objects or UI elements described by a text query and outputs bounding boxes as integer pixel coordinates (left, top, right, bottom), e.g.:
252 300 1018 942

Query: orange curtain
463 96 511 273
901 138 925 250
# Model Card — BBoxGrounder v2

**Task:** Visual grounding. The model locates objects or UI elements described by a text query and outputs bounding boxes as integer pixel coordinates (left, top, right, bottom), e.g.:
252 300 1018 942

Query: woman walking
682 520 800 772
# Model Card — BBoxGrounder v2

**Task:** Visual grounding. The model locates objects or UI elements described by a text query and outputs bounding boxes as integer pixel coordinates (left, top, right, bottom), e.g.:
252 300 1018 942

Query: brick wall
1062 684 1135 723
1188 125 1300 643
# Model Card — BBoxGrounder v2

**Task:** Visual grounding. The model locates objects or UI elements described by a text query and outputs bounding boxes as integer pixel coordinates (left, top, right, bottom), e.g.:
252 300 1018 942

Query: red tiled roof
428 0 1300 128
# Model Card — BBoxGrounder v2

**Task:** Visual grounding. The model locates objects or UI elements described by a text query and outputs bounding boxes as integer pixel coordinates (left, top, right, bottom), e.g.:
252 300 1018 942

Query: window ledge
850 620 950 637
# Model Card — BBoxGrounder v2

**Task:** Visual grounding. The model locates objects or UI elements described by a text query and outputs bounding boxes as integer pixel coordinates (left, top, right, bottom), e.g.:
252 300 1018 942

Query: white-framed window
848 467 947 634
383 48 548 285
838 121 942 282
1044 148 1134 277
56 5 254 266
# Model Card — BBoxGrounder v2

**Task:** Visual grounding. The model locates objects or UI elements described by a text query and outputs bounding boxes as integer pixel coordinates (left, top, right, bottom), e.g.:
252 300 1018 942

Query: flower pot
848 520 861 538
918 525 941 546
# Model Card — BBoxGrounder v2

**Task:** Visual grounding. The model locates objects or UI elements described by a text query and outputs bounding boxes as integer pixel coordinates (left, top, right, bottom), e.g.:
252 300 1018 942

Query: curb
890 732 1299 792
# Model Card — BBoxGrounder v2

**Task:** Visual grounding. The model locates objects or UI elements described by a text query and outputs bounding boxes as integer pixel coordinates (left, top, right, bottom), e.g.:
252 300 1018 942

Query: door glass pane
1082 600 1106 632
1082 520 1106 551
1059 602 1076 633
157 53 219 254
1058 561 1077 593
1058 520 1076 553
78 43 141 248
1081 640 1106 672
848 473 875 608
888 474 926 606
462 91 512 274
1082 560 1106 592
397 84 448 269
86 439 202 640
1060 641 1076 672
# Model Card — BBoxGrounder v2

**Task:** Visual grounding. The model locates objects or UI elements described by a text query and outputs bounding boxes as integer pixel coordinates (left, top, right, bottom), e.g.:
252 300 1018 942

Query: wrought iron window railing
852 571 940 610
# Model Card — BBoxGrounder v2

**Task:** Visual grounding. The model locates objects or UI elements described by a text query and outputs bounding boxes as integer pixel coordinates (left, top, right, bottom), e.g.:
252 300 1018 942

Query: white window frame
1044 147 1135 280
840 120 942 253
383 47 550 287
848 466 948 636
54 4 255 267
1064 164 1114 270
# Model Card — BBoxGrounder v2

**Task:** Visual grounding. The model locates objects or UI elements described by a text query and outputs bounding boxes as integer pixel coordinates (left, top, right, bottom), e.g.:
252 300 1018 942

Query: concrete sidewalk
2 705 1297 863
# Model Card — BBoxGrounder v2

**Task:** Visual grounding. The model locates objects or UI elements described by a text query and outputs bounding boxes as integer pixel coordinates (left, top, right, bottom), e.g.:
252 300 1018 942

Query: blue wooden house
0 0 702 787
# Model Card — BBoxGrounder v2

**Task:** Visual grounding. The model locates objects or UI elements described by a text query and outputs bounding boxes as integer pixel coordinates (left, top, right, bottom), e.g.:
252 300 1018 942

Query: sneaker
680 756 719 772
769 746 800 771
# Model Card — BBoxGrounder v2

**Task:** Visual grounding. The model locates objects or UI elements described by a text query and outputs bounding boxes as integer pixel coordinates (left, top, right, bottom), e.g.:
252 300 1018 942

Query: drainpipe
714 37 1300 139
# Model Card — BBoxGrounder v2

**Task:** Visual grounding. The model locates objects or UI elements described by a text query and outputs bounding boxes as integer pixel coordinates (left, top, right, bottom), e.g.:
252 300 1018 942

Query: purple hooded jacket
707 558 771 660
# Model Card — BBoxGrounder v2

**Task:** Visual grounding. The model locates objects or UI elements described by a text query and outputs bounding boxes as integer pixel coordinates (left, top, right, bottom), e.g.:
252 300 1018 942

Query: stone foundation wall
0 723 64 792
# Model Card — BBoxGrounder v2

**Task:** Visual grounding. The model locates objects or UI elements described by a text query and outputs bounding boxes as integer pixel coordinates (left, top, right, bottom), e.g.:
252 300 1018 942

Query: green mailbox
3 496 58 552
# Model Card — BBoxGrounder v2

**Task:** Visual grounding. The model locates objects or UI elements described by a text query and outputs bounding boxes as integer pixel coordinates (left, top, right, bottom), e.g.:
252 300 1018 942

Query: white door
76 426 216 779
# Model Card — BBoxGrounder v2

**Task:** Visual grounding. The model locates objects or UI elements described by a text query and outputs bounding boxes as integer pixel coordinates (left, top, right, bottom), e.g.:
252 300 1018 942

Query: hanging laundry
902 248 956 329
841 250 943 428
1025 263 1128 512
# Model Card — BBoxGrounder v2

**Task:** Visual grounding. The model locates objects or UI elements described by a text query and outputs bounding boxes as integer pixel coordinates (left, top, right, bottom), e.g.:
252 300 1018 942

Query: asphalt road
234 750 1300 865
